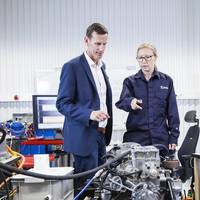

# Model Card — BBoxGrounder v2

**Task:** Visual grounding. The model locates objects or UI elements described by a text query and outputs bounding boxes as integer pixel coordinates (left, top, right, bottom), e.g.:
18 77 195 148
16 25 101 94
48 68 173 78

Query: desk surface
21 139 64 145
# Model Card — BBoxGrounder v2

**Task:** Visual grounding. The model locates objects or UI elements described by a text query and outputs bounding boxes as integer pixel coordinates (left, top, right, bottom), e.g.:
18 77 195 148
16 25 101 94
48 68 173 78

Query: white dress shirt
84 52 108 128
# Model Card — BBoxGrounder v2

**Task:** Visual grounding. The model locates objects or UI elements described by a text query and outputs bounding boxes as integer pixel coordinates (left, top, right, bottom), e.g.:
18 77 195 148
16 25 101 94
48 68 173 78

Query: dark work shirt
115 69 180 145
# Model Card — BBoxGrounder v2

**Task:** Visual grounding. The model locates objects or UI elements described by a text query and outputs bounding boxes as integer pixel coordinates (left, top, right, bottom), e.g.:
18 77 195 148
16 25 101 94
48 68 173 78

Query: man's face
85 31 108 64
137 48 156 74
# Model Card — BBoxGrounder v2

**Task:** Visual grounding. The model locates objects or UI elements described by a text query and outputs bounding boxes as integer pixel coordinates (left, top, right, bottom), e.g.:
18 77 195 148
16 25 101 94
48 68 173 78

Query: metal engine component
162 159 180 169
95 142 182 200
131 144 160 179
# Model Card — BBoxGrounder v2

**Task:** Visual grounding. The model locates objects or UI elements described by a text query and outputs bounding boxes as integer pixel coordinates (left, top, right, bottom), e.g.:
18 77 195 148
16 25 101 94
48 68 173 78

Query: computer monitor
32 95 64 131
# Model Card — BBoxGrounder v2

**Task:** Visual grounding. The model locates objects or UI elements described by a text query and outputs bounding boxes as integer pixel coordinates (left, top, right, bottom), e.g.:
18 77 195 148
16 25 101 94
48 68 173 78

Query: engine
93 142 182 200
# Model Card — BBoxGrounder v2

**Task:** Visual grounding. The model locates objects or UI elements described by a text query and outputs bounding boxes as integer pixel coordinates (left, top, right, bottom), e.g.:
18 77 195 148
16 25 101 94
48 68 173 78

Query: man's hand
90 111 110 122
169 143 176 150
131 98 142 110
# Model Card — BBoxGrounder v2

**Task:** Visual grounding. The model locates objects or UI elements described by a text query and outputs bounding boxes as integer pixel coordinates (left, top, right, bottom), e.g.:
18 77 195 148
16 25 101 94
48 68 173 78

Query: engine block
96 142 182 200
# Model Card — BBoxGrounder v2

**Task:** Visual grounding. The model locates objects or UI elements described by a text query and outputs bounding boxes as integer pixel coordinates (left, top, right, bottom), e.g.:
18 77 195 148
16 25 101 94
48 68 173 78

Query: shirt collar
153 68 160 79
135 68 160 79
84 51 103 68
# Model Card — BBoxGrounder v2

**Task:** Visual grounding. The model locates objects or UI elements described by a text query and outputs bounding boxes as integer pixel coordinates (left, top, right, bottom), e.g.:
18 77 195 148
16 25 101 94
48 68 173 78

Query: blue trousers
73 133 106 199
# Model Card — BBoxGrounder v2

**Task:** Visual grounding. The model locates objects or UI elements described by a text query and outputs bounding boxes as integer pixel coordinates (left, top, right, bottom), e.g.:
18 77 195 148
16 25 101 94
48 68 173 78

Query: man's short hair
86 23 108 38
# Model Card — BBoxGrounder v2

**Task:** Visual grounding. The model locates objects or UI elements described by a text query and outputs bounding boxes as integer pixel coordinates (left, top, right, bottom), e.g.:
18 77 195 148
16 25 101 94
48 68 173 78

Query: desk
11 167 74 200
192 153 200 200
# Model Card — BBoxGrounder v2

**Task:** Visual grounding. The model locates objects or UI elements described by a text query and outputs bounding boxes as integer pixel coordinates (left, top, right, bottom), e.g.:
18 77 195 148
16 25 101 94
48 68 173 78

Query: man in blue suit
56 23 112 198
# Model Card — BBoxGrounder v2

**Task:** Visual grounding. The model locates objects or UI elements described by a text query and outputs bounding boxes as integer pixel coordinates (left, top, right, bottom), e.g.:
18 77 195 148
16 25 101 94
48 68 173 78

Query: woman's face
137 48 156 74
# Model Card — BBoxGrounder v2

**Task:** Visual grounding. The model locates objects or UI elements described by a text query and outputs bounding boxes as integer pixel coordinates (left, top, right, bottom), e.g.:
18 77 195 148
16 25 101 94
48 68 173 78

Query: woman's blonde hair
136 43 157 58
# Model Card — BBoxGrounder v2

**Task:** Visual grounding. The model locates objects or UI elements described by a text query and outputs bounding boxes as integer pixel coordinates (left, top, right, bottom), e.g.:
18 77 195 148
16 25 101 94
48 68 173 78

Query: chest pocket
154 89 169 115
155 88 169 101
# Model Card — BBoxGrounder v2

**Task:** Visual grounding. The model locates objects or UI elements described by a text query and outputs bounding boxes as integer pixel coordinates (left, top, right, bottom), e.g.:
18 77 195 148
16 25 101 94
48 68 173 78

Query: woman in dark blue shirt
116 43 180 155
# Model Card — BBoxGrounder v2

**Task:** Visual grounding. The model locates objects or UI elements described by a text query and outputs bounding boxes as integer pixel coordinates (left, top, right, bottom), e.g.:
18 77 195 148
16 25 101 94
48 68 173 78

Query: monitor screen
32 95 64 131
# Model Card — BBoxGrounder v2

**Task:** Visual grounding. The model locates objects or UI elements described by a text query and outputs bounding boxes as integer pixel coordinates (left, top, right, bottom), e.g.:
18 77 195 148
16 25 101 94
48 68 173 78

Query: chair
177 110 200 182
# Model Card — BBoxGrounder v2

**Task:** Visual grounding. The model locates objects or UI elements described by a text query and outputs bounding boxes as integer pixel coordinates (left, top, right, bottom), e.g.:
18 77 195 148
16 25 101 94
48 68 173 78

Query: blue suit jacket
56 54 113 156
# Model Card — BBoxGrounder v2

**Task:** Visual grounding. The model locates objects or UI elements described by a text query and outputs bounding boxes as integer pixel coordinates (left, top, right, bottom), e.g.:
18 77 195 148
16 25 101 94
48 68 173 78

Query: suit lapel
101 65 112 107
80 54 112 101
101 66 111 92
80 54 97 91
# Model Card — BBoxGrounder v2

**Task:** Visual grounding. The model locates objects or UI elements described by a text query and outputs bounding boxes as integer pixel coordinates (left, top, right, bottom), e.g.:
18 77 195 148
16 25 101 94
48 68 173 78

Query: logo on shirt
160 85 168 90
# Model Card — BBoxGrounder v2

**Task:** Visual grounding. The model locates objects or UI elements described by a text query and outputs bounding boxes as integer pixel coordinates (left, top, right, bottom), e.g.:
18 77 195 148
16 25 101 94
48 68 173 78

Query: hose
0 127 6 144
0 150 131 180
0 146 26 189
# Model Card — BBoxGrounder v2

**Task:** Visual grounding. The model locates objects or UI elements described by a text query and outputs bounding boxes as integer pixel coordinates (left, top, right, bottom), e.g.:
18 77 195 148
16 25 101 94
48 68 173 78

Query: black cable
153 143 169 153
0 127 7 144
0 169 10 200
102 153 116 160
183 190 186 199
0 169 12 177
0 150 131 180
99 171 113 191
113 192 125 200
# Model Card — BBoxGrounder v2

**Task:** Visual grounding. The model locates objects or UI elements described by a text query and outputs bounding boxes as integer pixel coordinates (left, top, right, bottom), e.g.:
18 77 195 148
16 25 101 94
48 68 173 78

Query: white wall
0 0 200 148
0 0 200 100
